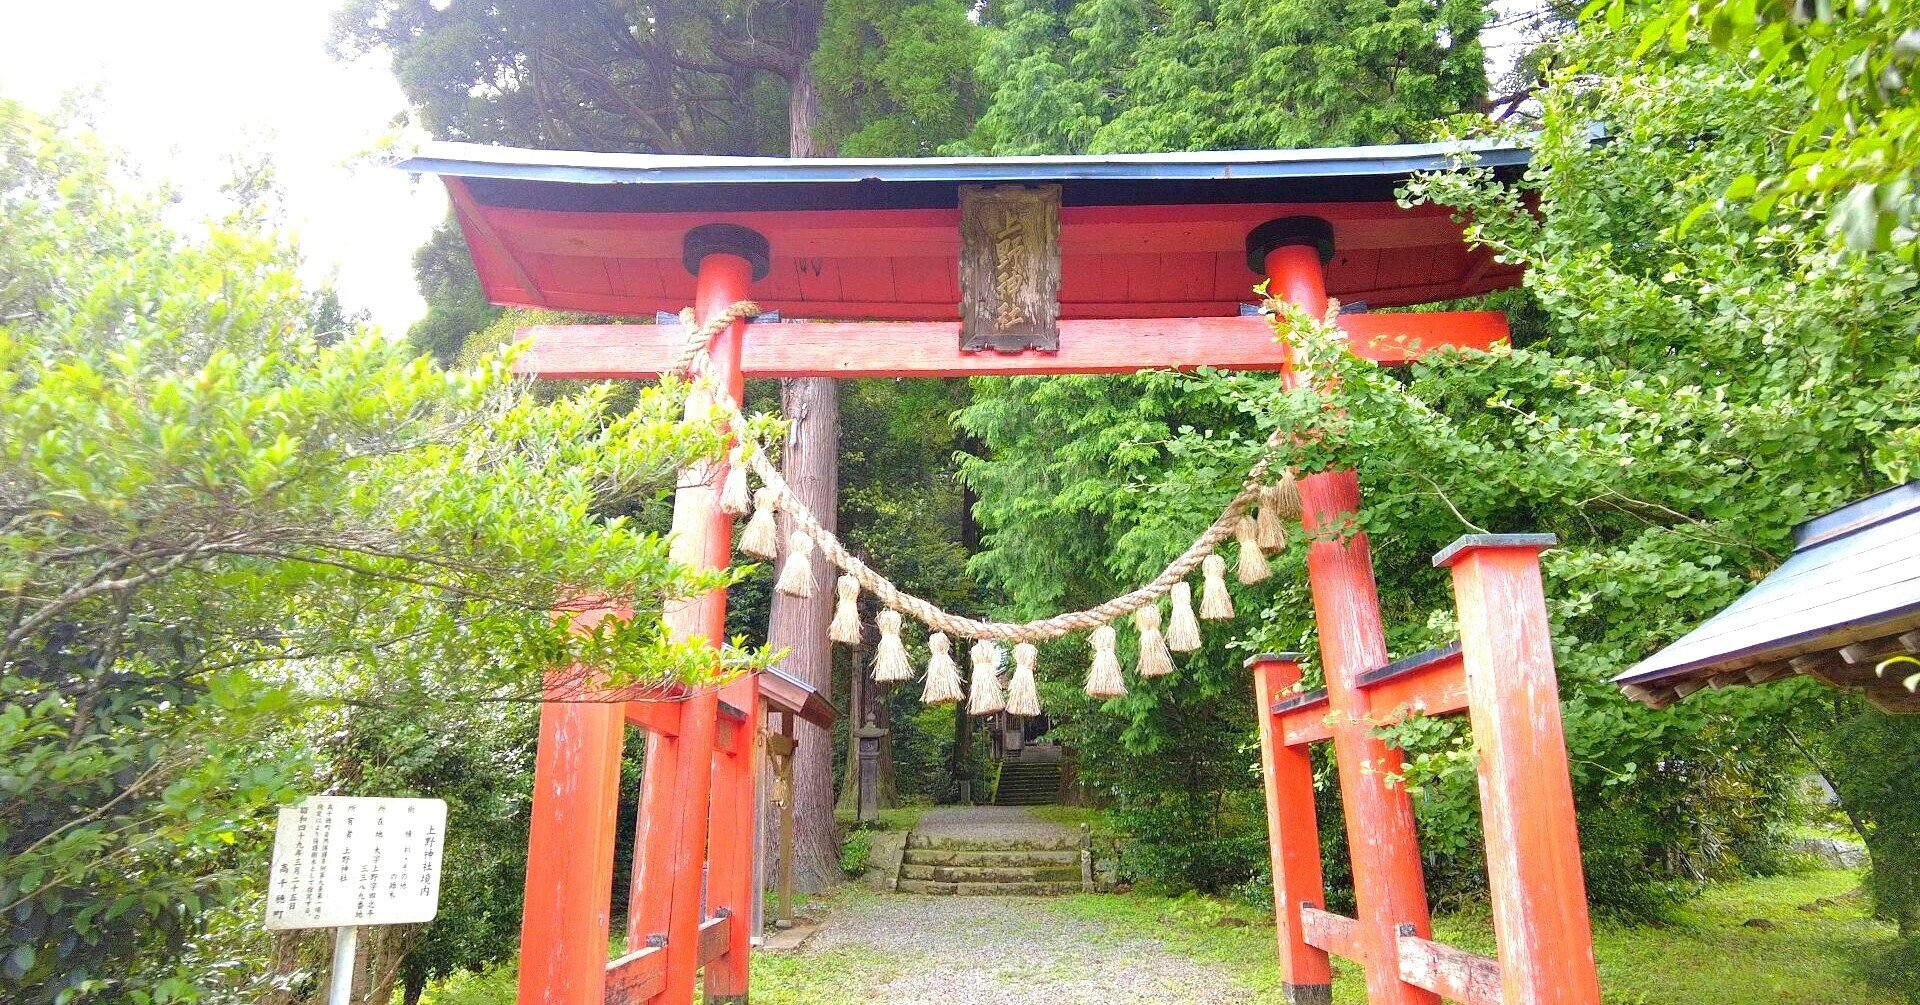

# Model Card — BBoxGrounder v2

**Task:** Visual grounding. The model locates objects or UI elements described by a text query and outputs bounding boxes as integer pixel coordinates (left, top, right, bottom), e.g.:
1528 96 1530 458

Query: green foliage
1828 710 1920 936
957 0 1918 913
838 829 873 877
0 99 750 1002
329 1 791 155
408 222 502 365
814 0 985 156
1589 0 1920 253
959 0 1489 155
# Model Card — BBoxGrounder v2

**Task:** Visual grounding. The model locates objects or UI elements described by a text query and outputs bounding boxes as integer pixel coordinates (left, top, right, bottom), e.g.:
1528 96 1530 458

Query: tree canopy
958 0 1489 155
0 98 753 1002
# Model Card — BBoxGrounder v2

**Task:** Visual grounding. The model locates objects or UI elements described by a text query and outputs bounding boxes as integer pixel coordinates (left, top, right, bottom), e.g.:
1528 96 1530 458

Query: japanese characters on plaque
264 796 446 931
958 184 1061 353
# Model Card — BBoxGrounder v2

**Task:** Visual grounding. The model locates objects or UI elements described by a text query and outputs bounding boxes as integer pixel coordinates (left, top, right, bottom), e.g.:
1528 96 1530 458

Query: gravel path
800 893 1256 1004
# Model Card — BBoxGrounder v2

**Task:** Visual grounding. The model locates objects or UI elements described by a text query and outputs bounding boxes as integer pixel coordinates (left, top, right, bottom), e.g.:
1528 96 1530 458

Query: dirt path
791 892 1256 1004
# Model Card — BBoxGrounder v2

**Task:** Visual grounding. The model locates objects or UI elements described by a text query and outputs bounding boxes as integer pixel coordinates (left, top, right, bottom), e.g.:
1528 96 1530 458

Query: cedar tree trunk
768 376 841 892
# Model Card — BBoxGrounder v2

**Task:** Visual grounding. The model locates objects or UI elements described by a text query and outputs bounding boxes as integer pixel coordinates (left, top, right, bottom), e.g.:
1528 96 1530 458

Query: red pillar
1249 653 1333 1005
516 670 626 1005
516 602 632 1005
1435 535 1601 1005
1265 231 1436 1005
703 673 762 1004
648 239 756 1005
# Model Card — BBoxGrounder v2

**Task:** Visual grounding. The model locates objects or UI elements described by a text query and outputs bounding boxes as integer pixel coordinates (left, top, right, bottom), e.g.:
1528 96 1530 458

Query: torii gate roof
399 139 1528 320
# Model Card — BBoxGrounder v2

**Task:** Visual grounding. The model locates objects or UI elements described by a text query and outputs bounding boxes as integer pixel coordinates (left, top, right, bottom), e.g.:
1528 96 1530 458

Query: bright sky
0 0 444 333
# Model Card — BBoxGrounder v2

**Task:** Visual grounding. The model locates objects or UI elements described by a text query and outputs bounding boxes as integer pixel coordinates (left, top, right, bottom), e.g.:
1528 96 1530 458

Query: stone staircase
993 756 1062 806
894 807 1086 896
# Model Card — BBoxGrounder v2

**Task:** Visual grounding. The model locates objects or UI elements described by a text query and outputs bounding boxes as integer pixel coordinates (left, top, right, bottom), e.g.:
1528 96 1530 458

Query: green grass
834 801 931 833
1023 804 1105 829
749 945 901 1005
421 870 1901 1005
1051 869 1902 1005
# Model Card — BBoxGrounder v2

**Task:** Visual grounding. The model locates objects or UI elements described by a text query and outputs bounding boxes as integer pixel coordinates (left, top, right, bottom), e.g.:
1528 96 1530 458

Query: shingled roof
1615 481 1920 714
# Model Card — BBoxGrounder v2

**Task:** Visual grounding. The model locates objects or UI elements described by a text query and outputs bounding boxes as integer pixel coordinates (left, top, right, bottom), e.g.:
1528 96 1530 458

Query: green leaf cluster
0 98 753 1001
957 0 1490 155
957 6 1918 910
1589 0 1920 252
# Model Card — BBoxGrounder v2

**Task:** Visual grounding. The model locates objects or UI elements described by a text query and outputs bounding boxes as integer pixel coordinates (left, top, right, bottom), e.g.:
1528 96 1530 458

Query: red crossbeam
511 312 1507 380
602 916 732 1005
1267 645 1469 749
1300 906 1362 959
604 945 663 1005
1397 934 1502 1005
1272 690 1334 746
1362 646 1470 721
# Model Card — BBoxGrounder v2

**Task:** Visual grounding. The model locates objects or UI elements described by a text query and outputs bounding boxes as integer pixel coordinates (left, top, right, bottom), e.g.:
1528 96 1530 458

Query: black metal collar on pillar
682 223 771 279
1246 216 1336 273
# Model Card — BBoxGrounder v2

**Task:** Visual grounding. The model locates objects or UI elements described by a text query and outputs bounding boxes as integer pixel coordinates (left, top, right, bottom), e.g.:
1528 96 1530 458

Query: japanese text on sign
265 796 446 931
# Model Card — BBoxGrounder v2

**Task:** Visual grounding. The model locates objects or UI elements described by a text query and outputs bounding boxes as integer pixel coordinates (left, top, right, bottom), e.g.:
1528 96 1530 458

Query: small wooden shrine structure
405 138 1602 1005
1617 480 1920 713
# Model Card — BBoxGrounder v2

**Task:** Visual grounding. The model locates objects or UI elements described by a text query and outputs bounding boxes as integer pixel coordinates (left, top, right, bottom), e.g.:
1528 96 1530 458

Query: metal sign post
328 925 359 1005
265 796 448 1004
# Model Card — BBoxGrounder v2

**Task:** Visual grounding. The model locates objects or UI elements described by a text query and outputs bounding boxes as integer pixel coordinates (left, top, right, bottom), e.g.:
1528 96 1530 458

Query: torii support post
1262 222 1437 1005
518 225 766 1005
517 633 629 1005
1436 536 1601 1005
1250 652 1332 1005
1248 534 1601 1005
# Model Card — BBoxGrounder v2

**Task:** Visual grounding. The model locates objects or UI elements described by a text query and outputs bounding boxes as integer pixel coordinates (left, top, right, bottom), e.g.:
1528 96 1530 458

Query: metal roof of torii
397 138 1530 322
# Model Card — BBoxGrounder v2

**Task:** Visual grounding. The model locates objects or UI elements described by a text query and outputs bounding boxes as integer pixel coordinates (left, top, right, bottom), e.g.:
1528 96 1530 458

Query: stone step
899 848 1079 868
906 833 1080 852
894 879 1085 896
899 863 1082 883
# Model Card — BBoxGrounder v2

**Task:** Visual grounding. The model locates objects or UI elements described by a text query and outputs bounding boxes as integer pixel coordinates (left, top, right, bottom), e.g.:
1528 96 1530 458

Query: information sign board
265 796 446 931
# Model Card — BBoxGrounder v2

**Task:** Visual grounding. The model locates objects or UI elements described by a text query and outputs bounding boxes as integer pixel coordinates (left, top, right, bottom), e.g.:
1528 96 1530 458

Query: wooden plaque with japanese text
958 184 1061 353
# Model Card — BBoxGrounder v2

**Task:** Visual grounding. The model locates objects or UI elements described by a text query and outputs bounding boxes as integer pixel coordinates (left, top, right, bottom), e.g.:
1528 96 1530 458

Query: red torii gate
405 140 1600 1005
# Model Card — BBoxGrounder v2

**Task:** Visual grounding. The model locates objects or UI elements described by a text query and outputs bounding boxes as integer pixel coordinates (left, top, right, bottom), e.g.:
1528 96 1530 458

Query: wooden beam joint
1299 905 1360 960
1396 932 1501 1005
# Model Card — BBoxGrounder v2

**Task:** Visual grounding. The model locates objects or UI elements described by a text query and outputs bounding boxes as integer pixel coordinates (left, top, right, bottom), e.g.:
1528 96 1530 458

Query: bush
839 830 873 878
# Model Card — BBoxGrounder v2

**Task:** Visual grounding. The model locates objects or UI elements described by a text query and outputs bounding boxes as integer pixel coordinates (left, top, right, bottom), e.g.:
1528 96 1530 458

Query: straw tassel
829 575 862 644
1234 516 1271 584
921 632 965 704
1256 477 1297 551
1083 624 1126 698
967 640 1006 716
739 487 779 559
718 444 751 516
1167 581 1202 652
1134 604 1175 677
775 529 815 598
1200 554 1234 620
872 610 914 683
1006 643 1042 716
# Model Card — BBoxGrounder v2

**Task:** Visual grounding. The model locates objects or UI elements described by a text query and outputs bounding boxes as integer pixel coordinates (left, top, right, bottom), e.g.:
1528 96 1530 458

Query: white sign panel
265 796 446 931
